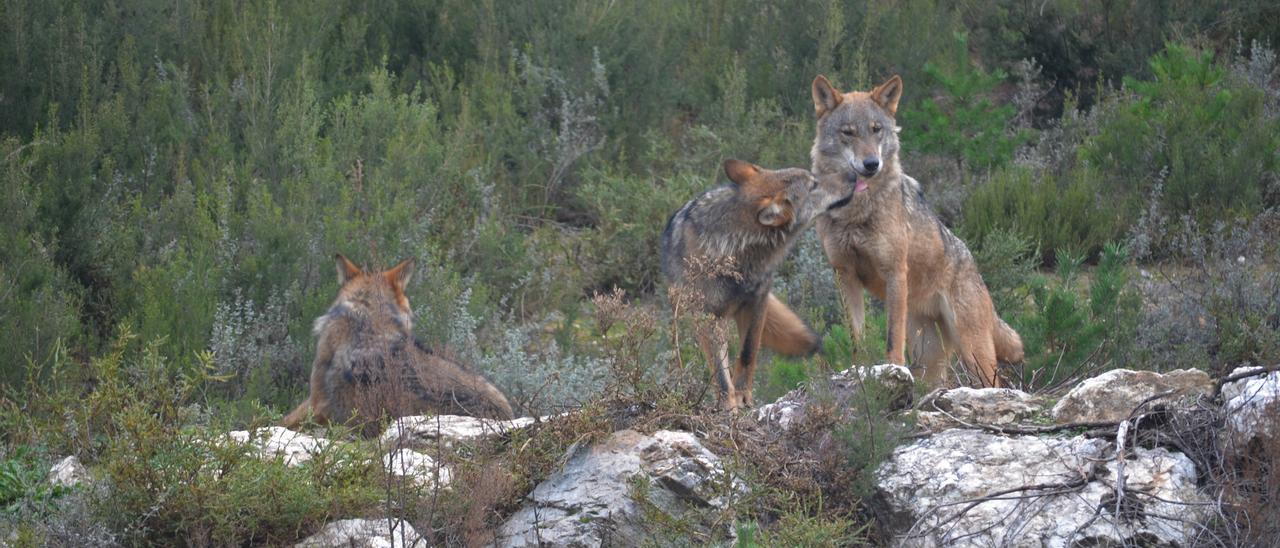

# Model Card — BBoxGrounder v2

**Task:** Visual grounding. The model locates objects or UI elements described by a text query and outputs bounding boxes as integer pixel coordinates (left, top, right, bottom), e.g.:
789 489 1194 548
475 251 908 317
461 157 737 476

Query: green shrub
965 43 1280 263
1009 243 1141 391
962 163 1130 264
736 505 867 547
1083 43 1280 225
901 35 1031 173
966 227 1038 316
834 370 916 499
97 429 382 546
0 448 69 517
1 330 388 545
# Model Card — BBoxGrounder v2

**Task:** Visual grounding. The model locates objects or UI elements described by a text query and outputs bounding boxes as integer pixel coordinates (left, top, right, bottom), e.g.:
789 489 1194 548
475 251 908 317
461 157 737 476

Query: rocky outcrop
47 456 90 489
1051 368 1212 423
1221 366 1280 449
915 387 1044 431
294 519 422 548
383 448 450 490
380 414 542 451
497 429 740 547
874 430 1211 547
226 426 329 467
755 364 914 430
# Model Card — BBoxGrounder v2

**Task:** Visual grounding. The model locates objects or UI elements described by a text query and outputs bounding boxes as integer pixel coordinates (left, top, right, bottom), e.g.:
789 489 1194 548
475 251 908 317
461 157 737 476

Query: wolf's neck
702 223 793 260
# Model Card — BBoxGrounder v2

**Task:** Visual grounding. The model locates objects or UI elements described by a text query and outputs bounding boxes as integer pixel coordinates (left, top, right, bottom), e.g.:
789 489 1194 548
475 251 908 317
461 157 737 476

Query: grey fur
661 168 851 317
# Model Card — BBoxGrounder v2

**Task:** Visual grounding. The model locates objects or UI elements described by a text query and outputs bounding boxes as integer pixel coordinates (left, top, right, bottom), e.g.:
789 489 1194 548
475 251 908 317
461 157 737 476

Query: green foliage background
2 0 1280 543
4 0 1276 394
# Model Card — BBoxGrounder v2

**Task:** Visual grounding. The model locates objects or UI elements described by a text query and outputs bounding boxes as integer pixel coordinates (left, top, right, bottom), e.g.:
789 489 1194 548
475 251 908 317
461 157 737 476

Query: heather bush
1129 210 1280 375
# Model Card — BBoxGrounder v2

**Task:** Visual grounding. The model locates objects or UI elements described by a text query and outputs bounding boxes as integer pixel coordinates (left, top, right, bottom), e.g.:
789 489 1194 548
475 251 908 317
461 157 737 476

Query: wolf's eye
840 127 855 137
871 123 882 133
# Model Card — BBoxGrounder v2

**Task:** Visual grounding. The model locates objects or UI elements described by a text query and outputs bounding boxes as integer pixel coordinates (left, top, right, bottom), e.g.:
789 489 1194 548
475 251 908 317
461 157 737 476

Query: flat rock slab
1051 368 1212 423
382 448 450 490
497 429 740 547
380 414 542 451
227 426 329 467
916 387 1044 431
874 430 1210 547
756 364 914 431
294 519 422 548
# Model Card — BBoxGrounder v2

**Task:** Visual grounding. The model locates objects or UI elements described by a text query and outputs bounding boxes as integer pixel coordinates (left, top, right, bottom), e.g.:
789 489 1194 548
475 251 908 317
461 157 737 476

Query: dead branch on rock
906 467 1098 542
907 390 1189 544
1213 364 1280 397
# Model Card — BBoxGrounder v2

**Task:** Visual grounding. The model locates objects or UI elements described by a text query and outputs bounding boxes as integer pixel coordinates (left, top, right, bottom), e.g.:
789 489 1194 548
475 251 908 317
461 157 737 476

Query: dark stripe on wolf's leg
886 324 895 361
739 328 757 368
716 366 732 394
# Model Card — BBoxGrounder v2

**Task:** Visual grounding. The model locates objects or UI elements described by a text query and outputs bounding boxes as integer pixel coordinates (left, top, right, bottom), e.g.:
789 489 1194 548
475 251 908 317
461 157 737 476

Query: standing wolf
810 74 1023 387
662 160 853 409
282 254 514 435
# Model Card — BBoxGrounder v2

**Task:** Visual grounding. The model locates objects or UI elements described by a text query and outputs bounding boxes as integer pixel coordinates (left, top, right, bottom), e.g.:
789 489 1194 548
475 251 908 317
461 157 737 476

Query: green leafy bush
1008 243 1141 391
965 43 1280 263
901 35 1031 173
0 448 69 517
1085 43 1280 223
963 164 1129 263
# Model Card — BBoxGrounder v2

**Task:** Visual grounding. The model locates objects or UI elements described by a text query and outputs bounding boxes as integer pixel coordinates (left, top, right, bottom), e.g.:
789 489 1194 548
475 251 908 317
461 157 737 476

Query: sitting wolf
810 74 1024 387
662 160 853 409
282 254 514 435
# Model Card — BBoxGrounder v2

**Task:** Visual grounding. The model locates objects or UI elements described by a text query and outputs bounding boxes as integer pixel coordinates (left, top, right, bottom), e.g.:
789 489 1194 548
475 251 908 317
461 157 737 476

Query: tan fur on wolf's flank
811 75 1023 387
281 254 513 436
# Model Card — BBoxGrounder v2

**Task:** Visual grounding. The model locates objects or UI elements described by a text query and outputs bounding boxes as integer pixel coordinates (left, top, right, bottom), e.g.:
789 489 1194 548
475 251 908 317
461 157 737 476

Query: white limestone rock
874 430 1210 547
226 426 329 467
497 429 741 547
294 518 422 548
1051 368 1212 423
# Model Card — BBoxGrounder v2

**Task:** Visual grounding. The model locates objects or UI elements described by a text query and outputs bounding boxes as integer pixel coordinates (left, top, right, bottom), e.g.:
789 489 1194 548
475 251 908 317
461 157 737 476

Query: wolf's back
660 198 697 283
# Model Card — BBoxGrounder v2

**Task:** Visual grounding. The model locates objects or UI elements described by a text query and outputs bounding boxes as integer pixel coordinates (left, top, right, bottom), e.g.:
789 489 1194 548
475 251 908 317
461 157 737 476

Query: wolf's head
316 254 416 335
809 74 903 193
723 159 853 230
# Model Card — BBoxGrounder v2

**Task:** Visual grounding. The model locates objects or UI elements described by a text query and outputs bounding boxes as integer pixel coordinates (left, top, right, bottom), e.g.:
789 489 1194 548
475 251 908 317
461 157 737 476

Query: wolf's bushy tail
993 318 1024 364
760 293 821 356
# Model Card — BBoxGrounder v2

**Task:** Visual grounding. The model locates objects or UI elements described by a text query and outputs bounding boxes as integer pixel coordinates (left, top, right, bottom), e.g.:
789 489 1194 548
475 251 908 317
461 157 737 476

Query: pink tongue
855 179 869 193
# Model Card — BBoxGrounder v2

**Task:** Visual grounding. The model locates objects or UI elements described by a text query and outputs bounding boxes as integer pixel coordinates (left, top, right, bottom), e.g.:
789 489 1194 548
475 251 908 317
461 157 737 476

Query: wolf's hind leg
908 315 949 387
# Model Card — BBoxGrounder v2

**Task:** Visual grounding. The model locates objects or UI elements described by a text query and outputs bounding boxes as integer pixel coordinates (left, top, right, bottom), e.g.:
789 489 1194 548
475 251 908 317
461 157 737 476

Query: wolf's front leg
834 266 866 361
695 320 737 410
884 264 909 365
732 294 770 409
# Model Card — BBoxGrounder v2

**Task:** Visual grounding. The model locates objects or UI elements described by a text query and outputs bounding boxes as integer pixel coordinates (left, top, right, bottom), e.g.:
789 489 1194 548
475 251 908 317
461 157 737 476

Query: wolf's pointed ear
335 254 362 285
870 75 903 117
385 258 415 289
724 159 760 185
812 75 841 118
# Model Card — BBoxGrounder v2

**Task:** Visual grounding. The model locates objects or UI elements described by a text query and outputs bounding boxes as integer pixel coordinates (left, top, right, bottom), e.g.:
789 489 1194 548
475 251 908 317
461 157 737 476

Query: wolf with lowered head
662 160 853 410
282 254 514 436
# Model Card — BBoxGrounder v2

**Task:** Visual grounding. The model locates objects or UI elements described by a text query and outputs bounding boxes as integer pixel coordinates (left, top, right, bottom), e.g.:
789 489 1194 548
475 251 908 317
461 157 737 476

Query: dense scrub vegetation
2 0 1279 544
